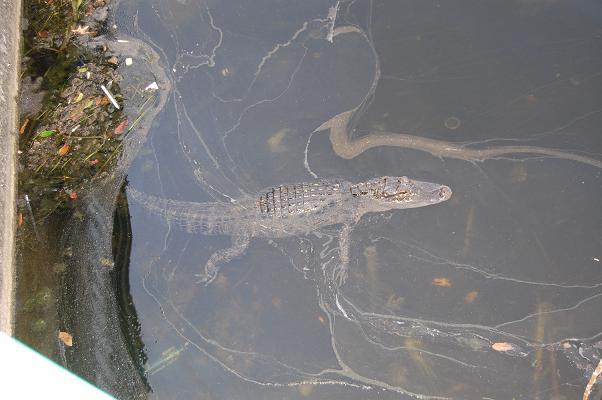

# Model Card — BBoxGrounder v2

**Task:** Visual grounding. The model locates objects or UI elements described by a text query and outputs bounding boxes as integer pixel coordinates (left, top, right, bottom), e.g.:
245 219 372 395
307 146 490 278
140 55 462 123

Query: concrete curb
0 0 21 335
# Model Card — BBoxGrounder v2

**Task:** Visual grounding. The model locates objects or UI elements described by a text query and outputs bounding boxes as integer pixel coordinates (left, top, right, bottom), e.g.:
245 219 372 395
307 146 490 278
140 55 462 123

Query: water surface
118 1 602 398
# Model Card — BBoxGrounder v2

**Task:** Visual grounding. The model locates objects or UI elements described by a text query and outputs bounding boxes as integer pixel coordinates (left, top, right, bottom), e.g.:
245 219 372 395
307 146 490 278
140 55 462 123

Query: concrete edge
0 0 21 335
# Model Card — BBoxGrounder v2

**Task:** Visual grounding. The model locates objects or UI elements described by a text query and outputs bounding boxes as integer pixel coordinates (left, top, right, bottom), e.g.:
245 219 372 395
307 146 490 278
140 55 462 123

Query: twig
583 359 602 400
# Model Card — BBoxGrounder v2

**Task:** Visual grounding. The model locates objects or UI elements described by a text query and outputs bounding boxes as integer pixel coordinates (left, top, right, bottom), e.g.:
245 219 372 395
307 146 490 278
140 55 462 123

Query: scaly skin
127 176 452 284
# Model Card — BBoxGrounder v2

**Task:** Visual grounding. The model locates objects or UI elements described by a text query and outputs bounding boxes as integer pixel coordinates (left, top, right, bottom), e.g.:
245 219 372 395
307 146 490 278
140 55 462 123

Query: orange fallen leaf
19 118 29 135
58 331 73 347
17 211 23 226
107 56 119 65
37 31 49 38
58 143 70 156
431 277 452 287
89 159 99 166
95 96 110 106
492 342 516 353
69 191 78 200
114 118 128 135
464 291 478 303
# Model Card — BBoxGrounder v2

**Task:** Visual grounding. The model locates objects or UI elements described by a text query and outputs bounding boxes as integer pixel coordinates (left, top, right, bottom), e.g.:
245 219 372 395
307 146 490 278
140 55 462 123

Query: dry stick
317 110 602 169
583 359 602 400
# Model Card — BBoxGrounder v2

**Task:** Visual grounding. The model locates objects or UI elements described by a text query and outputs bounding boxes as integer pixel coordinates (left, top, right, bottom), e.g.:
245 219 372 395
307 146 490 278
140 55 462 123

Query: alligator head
350 176 452 212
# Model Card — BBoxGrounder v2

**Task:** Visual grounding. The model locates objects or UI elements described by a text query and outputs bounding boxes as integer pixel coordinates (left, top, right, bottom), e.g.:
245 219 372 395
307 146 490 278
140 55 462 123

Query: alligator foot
196 232 251 285
332 224 352 287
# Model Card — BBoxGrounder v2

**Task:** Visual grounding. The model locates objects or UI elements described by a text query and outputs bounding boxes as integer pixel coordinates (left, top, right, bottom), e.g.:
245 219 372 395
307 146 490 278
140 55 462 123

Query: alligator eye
439 187 450 199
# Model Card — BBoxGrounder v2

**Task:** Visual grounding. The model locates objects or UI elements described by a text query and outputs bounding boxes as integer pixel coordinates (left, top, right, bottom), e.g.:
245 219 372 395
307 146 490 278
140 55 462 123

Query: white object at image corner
0 332 115 399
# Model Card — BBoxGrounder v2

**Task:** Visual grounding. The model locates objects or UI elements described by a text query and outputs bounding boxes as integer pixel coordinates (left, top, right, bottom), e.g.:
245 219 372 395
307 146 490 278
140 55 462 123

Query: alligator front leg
332 223 352 287
197 232 251 285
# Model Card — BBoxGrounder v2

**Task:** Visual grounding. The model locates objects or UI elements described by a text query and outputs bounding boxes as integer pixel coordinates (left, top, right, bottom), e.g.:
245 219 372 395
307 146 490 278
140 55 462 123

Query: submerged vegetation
16 0 126 350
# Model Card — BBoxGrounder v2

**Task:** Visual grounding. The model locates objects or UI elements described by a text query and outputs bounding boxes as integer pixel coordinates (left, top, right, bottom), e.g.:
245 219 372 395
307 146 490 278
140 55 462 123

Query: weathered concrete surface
0 0 20 334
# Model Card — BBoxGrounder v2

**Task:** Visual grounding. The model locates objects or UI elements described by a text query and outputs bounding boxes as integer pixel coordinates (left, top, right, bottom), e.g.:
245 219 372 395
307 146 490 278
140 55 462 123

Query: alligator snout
437 186 453 201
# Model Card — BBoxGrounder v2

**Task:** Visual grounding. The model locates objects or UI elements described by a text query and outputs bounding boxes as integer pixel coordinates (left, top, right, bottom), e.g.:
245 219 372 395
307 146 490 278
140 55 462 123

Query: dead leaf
37 31 49 38
17 211 23 227
95 96 107 106
58 144 70 156
66 101 87 121
114 118 128 135
492 342 516 353
69 191 78 200
431 277 452 287
100 257 114 268
89 159 99 166
464 291 478 303
71 25 91 35
58 331 73 347
107 56 119 65
19 119 29 135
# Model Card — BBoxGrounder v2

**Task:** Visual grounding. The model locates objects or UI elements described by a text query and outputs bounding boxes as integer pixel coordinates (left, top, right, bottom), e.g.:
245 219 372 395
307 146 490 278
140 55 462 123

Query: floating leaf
431 277 452 287
107 56 119 65
114 118 128 135
492 342 516 353
58 331 73 347
58 144 70 156
464 291 478 303
37 130 55 138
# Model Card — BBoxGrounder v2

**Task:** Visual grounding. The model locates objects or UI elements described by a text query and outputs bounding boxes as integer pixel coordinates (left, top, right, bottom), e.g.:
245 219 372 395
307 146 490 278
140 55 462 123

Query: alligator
127 176 452 284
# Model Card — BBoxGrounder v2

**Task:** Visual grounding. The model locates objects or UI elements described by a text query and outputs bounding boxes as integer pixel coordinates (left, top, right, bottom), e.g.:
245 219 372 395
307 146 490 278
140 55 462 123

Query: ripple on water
444 116 461 130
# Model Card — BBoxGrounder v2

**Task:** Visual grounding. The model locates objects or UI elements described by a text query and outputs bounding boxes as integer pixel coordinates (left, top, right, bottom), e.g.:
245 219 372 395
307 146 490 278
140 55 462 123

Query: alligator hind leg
332 224 352 287
197 232 251 285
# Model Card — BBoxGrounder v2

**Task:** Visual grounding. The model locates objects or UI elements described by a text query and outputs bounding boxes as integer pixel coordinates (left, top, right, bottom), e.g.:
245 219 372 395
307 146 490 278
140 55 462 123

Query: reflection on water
118 0 602 398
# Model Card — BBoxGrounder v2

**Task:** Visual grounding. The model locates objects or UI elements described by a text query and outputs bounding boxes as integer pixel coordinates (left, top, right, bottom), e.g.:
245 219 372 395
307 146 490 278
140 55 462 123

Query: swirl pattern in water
119 0 602 398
